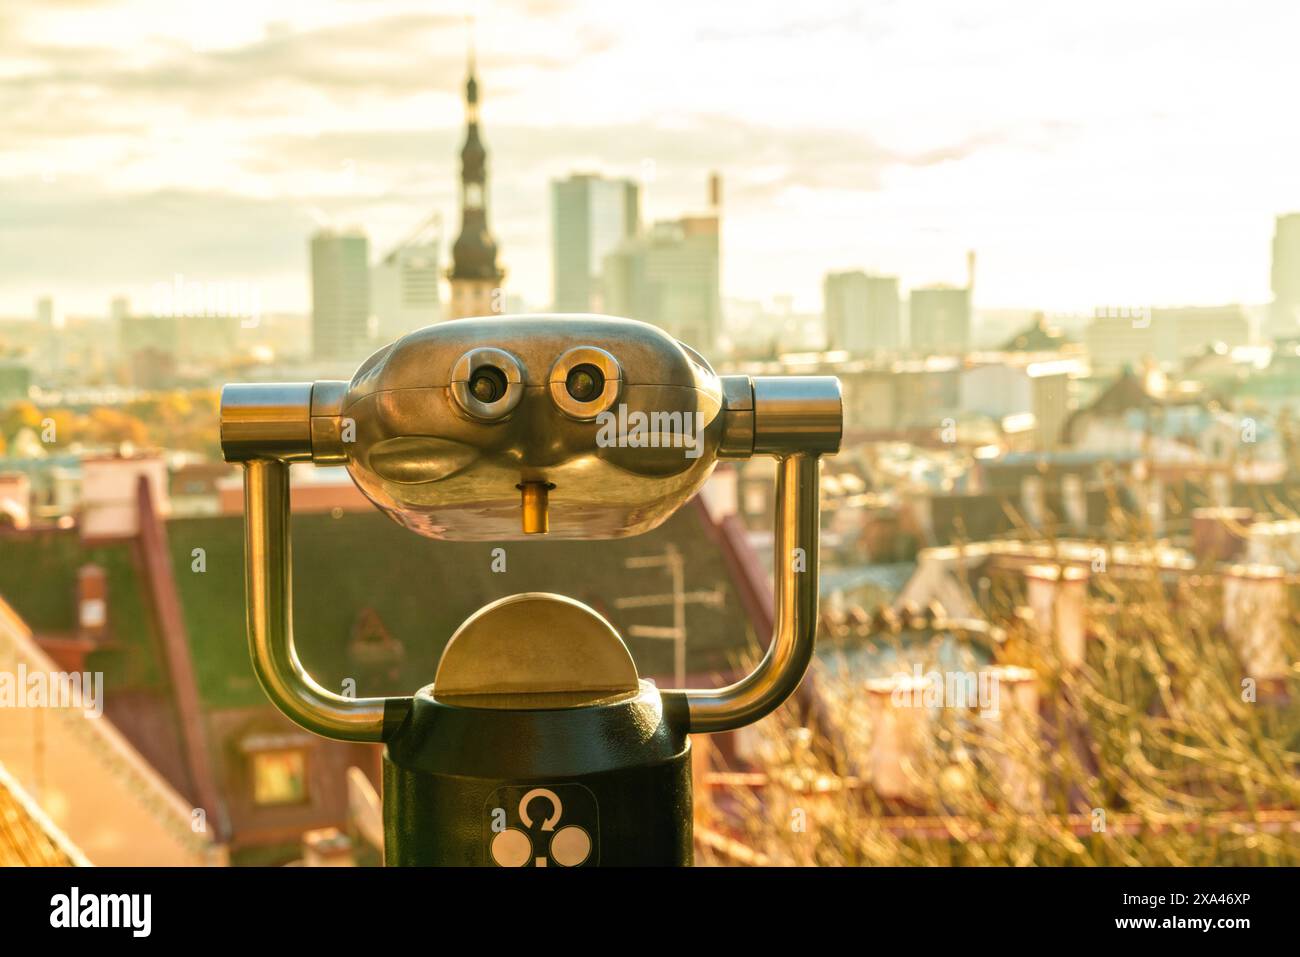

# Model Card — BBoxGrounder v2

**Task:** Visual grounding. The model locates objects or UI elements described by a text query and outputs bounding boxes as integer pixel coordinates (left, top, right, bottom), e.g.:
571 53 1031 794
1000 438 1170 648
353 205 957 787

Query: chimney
1145 477 1165 534
1221 564 1290 682
302 827 355 867
708 171 722 212
1191 507 1253 564
0 472 32 528
80 454 170 540
1061 474 1087 532
966 249 977 292
1024 563 1090 667
1244 518 1300 571
977 665 1041 812
864 675 931 805
76 563 108 640
1210 470 1232 507
29 562 109 673
1019 474 1046 529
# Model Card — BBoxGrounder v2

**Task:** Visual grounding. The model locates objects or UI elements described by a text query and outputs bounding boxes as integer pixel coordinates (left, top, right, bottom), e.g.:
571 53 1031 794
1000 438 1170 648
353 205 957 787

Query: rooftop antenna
617 543 727 688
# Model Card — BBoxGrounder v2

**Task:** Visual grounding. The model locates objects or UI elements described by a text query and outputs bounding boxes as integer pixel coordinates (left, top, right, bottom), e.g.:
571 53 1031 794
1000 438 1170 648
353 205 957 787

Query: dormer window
239 733 311 807
348 607 405 679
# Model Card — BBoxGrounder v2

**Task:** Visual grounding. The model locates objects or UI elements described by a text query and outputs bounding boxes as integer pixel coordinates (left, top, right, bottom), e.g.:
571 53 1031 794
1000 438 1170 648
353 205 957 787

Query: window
251 749 308 807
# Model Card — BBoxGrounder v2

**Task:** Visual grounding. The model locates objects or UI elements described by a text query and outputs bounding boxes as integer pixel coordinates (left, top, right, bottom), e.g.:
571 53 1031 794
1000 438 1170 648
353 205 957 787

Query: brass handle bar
221 366 841 742
671 453 821 733
243 458 394 741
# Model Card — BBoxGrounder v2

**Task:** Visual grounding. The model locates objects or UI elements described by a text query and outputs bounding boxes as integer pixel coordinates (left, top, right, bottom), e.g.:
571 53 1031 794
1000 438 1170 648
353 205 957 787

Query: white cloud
1 0 1298 315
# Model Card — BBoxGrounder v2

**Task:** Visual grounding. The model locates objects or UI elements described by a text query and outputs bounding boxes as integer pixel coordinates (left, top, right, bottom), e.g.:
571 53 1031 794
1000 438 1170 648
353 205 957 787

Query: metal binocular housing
220 315 842 865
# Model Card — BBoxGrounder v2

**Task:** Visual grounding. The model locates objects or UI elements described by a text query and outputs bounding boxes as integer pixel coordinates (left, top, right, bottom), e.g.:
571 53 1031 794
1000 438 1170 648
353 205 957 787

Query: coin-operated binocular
220 315 840 865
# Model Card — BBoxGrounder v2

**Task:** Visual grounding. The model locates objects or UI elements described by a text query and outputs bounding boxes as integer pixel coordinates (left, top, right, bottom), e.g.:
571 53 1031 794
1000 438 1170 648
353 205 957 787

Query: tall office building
109 296 130 324
602 176 721 353
372 236 441 342
552 174 640 313
909 286 971 356
1270 213 1300 339
823 271 900 354
311 228 371 360
447 46 505 320
118 311 178 387
34 296 60 378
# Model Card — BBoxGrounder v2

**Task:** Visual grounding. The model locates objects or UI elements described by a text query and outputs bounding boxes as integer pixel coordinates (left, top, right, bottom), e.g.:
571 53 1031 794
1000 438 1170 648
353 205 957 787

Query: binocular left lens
451 348 524 421
564 364 605 403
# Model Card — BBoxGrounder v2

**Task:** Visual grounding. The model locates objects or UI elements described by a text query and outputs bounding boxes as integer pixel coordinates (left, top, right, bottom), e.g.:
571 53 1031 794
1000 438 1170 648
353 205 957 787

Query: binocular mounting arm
244 456 397 741
670 452 820 733
223 369 840 744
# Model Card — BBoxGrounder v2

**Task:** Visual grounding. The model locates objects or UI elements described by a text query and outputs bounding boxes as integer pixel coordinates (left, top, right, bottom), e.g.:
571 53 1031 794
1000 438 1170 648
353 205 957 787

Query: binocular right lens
547 346 621 421
469 366 508 404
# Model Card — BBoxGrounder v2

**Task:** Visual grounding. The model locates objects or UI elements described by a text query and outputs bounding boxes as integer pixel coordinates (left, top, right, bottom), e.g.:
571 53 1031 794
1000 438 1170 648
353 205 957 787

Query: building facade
604 214 721 353
371 239 441 343
1271 213 1300 339
909 285 971 356
1084 305 1250 370
824 271 900 355
310 228 371 361
552 174 640 313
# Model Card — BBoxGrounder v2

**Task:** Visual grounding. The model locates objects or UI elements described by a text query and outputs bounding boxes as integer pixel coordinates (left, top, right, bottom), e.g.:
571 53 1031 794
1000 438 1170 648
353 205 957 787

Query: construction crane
379 210 443 265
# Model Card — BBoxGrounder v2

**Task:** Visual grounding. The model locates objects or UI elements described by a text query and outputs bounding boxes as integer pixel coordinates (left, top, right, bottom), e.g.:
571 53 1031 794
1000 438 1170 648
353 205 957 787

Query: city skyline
4 0 1300 893
3 0 1300 318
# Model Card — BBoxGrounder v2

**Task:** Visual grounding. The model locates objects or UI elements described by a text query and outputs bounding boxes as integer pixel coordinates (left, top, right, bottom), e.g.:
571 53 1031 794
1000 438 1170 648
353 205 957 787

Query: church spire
448 25 504 318
464 17 479 124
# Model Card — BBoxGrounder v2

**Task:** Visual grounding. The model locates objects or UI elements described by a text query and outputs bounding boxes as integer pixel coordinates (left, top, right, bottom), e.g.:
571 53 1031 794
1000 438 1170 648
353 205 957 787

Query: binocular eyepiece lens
469 366 508 404
565 364 605 403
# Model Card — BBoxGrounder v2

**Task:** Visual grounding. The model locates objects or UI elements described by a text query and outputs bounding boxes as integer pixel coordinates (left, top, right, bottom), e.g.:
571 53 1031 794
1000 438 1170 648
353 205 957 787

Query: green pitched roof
171 509 752 710
1 508 758 713
0 529 165 692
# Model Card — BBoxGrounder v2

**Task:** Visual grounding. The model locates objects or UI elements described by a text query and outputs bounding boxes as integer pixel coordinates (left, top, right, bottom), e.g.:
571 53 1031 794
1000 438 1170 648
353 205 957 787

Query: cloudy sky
2 0 1299 318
